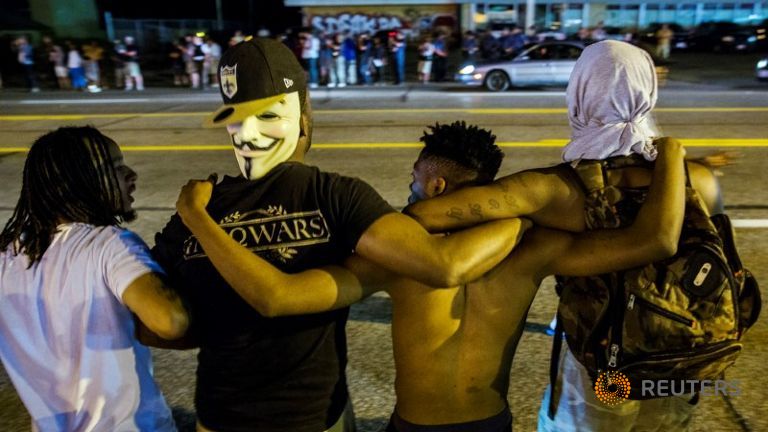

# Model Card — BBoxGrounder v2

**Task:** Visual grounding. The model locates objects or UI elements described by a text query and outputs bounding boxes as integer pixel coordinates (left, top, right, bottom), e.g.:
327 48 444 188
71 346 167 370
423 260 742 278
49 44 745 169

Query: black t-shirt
153 163 394 432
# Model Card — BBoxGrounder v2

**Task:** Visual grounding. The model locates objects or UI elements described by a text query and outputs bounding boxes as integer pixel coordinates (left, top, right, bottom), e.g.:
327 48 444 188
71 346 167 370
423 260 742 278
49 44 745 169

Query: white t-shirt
67 50 83 69
0 223 176 432
302 36 320 59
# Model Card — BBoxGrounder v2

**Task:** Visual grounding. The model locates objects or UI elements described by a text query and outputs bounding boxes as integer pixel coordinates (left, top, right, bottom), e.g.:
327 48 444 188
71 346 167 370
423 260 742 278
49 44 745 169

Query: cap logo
284 78 294 89
220 64 238 99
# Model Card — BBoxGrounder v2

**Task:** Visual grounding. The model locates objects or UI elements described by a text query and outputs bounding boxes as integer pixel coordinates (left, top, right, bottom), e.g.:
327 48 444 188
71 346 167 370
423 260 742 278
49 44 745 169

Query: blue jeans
22 64 38 89
358 56 372 84
394 52 405 84
538 348 696 432
307 58 319 85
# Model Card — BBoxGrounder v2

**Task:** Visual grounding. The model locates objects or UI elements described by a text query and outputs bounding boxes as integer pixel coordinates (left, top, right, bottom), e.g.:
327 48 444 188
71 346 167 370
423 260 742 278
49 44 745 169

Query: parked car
455 41 584 91
750 19 768 50
757 57 768 81
640 23 690 50
688 21 756 52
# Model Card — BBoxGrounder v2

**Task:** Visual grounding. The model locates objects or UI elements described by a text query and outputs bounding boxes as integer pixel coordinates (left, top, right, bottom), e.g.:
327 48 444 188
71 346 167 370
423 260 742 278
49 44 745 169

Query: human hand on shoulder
688 151 739 177
176 173 217 227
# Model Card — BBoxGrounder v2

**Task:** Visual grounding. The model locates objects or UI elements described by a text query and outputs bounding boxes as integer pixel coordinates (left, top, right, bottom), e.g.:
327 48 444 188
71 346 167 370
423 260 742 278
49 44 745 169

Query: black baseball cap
203 37 306 128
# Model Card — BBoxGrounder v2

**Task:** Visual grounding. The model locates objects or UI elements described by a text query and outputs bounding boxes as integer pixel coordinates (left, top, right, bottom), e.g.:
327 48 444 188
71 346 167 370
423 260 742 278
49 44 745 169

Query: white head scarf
562 40 659 162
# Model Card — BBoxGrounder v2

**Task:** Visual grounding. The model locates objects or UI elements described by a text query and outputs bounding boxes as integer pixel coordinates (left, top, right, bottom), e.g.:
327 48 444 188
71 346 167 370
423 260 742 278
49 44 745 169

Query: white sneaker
327 83 336 88
309 83 319 89
338 83 346 88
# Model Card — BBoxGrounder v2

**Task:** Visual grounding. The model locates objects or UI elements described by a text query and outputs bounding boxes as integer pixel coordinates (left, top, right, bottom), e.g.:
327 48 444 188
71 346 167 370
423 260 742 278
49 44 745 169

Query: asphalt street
0 82 766 431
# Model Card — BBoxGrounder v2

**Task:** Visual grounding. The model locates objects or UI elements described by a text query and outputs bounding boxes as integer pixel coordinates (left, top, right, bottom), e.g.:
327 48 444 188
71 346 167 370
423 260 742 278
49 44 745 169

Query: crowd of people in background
9 34 145 93
4 22 676 93
282 29 409 88
168 34 222 89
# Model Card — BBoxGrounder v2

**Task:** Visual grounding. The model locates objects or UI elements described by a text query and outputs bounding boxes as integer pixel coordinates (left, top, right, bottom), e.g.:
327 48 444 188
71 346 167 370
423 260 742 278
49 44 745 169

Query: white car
455 41 585 91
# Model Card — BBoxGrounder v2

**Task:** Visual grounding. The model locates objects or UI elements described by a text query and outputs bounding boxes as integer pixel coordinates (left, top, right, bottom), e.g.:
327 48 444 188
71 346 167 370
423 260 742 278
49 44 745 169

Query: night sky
8 0 302 34
96 0 302 32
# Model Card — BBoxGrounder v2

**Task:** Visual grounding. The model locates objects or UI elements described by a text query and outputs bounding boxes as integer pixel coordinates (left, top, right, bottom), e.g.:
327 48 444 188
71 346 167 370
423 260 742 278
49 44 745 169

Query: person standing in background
66 41 87 91
82 40 104 91
342 32 357 85
655 24 674 60
120 36 144 91
13 36 39 92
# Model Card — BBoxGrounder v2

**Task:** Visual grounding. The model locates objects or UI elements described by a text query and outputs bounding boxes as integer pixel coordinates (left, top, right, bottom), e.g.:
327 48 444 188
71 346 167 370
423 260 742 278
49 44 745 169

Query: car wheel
485 70 510 92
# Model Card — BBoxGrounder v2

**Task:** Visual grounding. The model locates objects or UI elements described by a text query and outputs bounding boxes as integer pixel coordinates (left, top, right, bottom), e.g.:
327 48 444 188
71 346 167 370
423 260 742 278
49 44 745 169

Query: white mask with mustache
226 91 301 180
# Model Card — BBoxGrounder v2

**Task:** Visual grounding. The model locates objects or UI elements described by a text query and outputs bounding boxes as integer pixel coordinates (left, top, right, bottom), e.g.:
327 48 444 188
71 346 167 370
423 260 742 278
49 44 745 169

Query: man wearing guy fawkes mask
153 38 529 432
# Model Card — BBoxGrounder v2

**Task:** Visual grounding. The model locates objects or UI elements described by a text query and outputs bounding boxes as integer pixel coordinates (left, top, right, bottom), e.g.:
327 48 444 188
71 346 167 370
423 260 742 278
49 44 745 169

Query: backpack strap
602 153 693 188
570 159 608 195
547 314 564 420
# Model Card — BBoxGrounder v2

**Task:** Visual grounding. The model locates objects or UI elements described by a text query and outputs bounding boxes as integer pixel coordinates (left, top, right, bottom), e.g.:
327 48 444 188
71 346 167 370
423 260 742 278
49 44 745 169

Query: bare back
387 240 545 425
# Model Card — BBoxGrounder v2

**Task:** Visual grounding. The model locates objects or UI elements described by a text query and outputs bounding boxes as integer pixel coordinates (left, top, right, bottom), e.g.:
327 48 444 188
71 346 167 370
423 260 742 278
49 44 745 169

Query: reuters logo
594 371 631 405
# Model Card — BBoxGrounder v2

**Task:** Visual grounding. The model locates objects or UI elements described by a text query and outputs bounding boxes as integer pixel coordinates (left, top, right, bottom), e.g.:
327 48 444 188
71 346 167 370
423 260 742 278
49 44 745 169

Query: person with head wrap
404 40 728 431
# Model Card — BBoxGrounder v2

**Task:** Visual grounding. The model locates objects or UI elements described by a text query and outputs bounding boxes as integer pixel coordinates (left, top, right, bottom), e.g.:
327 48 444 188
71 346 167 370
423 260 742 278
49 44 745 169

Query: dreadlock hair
0 126 130 265
418 121 504 187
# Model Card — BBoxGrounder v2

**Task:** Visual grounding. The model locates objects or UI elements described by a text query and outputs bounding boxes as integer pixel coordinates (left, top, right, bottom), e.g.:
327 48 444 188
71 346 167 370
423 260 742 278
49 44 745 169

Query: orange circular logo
594 371 631 405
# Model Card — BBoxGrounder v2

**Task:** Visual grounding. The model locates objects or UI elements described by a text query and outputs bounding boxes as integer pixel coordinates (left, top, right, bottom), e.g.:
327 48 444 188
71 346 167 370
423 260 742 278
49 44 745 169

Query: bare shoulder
500 164 586 232
686 161 724 215
487 227 571 283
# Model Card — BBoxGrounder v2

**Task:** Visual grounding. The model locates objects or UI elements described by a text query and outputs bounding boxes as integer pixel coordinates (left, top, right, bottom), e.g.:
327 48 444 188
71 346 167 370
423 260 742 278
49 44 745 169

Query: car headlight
758 59 768 69
748 36 757 43
459 65 475 75
722 36 735 42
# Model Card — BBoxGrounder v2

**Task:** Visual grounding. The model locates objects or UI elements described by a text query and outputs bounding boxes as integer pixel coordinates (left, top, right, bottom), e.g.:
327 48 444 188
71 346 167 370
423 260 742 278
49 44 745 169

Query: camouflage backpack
548 155 761 410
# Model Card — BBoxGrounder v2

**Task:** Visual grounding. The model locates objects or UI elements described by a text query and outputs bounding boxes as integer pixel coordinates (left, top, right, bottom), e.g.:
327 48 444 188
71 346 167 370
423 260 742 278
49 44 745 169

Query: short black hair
418 121 503 186
0 126 130 264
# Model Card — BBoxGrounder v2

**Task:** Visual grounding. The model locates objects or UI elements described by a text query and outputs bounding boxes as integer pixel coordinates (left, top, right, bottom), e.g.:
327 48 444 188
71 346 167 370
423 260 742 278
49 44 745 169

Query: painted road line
732 219 768 228
0 112 207 121
19 98 153 104
6 88 768 106
3 139 768 153
6 92 568 105
3 107 768 121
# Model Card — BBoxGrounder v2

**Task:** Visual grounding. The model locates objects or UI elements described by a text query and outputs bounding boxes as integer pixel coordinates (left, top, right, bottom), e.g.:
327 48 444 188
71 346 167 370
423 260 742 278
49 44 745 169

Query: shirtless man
176 120 686 431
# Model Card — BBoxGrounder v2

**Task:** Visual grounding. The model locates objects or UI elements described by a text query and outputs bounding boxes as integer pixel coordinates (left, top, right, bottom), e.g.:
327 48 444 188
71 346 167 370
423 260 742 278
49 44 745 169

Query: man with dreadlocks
0 126 188 431
176 120 686 432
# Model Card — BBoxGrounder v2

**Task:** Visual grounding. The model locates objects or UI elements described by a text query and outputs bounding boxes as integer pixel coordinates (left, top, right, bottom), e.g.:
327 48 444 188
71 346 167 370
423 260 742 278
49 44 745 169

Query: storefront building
285 1 768 36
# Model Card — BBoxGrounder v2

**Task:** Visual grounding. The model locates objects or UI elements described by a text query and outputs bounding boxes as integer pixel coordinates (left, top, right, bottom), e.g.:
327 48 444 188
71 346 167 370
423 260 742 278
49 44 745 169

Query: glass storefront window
603 4 640 29
563 3 584 32
605 5 622 27
713 3 735 21
622 5 640 29
677 4 697 28
646 4 660 26
659 4 676 23
701 3 718 23
734 3 755 23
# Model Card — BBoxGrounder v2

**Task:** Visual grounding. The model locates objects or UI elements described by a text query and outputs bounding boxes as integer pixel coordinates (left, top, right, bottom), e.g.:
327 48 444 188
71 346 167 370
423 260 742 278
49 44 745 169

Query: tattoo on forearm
469 203 483 218
447 207 464 220
504 194 519 209
489 199 500 209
